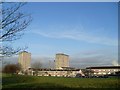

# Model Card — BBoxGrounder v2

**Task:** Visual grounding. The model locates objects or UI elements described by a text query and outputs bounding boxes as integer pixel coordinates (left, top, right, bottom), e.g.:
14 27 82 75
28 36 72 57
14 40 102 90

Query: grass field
2 74 120 89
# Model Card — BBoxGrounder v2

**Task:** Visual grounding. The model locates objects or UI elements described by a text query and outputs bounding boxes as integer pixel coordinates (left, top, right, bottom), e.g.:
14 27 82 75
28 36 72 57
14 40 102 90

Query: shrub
3 63 21 74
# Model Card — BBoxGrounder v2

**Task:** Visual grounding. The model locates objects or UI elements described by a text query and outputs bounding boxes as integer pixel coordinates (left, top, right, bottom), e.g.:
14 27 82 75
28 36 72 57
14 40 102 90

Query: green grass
0 73 2 90
2 73 120 89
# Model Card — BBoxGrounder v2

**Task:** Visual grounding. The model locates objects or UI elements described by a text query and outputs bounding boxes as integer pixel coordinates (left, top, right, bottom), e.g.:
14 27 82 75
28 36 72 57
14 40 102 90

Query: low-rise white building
86 66 120 76
27 68 84 77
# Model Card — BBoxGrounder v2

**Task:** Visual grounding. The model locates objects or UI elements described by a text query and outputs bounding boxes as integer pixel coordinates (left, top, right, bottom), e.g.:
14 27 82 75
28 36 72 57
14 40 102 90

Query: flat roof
19 51 31 54
56 53 69 56
86 66 120 69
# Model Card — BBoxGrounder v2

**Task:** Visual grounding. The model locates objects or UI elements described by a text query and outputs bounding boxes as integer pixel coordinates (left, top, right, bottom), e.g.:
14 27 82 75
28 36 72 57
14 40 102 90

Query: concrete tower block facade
55 53 69 69
18 51 31 71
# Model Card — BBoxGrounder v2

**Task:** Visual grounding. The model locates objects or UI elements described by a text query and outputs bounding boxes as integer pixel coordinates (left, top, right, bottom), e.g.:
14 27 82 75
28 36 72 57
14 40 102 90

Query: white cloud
2 49 118 69
70 55 117 68
31 29 118 46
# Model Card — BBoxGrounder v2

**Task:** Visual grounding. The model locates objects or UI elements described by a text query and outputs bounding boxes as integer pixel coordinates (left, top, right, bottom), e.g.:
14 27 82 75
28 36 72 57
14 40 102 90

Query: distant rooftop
28 68 80 71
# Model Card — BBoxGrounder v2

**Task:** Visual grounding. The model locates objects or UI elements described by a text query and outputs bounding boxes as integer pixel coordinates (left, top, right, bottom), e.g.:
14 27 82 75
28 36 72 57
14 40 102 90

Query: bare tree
0 2 32 56
31 61 42 69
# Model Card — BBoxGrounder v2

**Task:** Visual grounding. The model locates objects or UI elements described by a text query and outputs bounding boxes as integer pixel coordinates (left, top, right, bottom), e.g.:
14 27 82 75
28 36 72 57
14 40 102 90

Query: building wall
18 51 31 71
55 53 69 69
92 69 120 76
29 70 80 77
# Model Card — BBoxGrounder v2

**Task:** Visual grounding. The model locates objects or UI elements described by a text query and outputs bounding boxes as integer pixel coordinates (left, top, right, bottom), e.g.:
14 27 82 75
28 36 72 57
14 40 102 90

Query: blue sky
8 2 118 68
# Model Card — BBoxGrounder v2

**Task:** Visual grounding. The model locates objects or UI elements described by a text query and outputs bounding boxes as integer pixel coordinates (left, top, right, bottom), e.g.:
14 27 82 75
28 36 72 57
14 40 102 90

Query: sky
3 0 120 2
4 2 118 68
